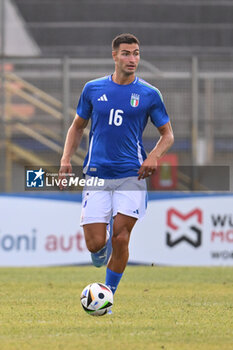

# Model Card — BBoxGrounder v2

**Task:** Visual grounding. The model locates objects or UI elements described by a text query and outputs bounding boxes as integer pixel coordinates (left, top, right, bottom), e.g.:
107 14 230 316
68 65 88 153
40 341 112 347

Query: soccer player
59 33 174 297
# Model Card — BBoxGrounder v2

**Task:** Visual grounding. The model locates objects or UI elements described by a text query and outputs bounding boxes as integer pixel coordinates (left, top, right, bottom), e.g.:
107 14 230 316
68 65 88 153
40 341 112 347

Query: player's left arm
138 121 174 179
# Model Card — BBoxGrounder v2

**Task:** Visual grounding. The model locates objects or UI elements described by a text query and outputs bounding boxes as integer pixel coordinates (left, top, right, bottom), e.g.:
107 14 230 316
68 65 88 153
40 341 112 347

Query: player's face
113 43 140 76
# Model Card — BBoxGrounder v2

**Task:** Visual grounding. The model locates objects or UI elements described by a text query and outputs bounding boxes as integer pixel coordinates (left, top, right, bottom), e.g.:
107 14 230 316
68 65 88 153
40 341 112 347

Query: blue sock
105 268 123 295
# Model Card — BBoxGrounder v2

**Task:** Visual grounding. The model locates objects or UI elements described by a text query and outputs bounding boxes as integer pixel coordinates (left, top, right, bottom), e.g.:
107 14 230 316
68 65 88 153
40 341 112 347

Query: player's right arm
59 114 88 187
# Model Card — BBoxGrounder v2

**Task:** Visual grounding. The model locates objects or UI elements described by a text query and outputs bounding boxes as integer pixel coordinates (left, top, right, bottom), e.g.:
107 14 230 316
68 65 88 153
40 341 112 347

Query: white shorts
80 176 147 226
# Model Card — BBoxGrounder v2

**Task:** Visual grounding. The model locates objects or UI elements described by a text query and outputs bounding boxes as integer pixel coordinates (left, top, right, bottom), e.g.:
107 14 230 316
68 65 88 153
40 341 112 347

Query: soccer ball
80 283 113 316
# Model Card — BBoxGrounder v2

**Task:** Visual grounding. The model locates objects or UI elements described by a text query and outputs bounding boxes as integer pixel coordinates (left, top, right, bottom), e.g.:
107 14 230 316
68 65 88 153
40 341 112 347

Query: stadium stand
13 0 233 57
1 0 233 191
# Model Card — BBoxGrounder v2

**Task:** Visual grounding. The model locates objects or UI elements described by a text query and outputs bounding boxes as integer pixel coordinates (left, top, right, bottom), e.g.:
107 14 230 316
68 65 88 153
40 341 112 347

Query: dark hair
112 33 140 50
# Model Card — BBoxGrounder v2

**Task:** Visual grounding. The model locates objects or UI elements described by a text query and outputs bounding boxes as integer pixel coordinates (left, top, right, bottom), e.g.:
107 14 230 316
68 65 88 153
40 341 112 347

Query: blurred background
0 0 233 192
0 0 233 267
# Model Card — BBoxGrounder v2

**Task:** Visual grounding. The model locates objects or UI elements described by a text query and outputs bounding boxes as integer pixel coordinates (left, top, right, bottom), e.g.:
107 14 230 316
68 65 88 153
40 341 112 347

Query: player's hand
58 160 72 190
137 156 157 180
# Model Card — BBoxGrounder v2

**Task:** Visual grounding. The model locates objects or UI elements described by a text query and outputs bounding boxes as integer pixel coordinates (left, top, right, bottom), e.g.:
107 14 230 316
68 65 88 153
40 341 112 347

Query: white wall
0 193 233 266
0 0 40 56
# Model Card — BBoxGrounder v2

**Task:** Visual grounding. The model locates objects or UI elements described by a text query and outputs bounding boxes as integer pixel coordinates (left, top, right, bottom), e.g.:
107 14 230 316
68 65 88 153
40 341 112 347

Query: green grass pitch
0 266 233 350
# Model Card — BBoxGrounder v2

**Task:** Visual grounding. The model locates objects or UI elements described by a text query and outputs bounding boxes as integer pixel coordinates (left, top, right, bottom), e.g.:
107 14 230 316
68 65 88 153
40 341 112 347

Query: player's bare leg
83 223 109 267
83 223 107 252
108 213 137 272
105 213 137 294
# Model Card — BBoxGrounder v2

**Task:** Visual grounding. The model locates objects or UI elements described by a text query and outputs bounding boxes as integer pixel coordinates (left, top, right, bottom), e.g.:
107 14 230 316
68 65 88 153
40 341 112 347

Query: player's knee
85 237 106 253
112 228 130 250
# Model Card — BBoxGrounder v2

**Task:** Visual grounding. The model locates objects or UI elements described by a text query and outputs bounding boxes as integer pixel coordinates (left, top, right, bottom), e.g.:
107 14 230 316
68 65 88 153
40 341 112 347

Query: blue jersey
76 75 169 179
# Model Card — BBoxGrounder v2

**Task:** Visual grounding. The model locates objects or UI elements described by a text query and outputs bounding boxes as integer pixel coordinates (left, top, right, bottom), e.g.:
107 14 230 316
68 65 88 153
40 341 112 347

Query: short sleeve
76 84 92 120
149 90 170 128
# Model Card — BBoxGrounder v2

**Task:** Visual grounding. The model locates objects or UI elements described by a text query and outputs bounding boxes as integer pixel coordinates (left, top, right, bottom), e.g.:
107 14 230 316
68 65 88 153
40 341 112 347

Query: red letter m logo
166 208 202 248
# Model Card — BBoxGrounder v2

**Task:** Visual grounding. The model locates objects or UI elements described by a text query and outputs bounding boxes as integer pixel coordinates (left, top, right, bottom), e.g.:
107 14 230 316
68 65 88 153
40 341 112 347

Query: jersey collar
109 75 138 86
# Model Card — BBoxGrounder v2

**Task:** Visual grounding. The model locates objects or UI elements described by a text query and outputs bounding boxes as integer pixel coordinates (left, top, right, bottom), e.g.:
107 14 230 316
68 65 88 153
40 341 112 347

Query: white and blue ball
80 283 113 316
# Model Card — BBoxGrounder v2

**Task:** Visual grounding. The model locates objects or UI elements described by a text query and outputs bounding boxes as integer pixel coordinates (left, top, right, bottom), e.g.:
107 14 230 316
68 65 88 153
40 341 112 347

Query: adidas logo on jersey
98 94 108 101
